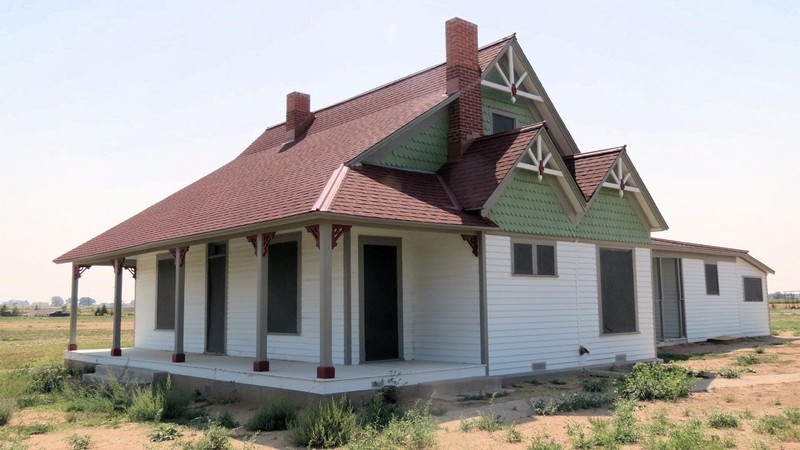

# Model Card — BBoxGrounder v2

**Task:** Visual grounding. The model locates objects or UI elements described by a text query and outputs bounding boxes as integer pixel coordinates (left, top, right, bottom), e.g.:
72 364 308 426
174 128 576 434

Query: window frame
265 232 302 335
598 247 639 335
704 262 720 296
154 253 176 331
489 110 518 134
510 239 558 277
743 276 764 302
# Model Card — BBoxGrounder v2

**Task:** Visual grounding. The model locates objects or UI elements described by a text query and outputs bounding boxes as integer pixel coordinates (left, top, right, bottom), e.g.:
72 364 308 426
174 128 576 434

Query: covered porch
65 348 486 395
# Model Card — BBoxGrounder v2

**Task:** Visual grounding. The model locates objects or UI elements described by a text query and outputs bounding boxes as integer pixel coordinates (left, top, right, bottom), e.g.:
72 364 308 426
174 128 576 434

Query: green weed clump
149 424 182 442
459 409 503 432
642 418 728 450
736 353 760 366
181 423 231 450
581 377 610 393
0 399 15 426
128 377 190 422
245 397 296 431
27 363 72 394
288 396 358 448
717 367 743 379
564 399 640 448
529 392 615 415
527 433 563 450
754 410 800 441
67 433 93 450
708 411 739 429
621 363 694 401
64 378 134 415
356 387 402 430
350 401 438 450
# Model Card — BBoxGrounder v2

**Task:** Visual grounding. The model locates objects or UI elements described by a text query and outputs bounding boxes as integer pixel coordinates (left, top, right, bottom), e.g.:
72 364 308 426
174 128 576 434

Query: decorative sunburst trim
516 135 563 181
481 46 543 104
602 159 640 197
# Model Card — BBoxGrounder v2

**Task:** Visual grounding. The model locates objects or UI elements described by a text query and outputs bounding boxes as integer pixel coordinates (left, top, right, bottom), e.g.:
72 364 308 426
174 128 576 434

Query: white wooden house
56 18 772 394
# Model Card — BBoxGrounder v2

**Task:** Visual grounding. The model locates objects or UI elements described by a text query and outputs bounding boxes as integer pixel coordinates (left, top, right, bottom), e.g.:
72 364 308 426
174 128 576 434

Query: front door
361 239 401 361
206 242 227 354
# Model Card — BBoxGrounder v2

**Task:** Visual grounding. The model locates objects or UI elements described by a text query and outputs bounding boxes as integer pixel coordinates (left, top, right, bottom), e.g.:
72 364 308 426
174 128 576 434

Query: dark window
705 263 720 295
492 113 516 133
513 242 556 276
267 240 300 333
743 277 763 302
599 249 636 334
155 258 175 330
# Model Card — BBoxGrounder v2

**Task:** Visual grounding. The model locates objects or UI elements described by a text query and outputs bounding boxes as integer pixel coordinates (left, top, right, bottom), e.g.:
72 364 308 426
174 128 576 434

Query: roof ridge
297 35 515 121
566 145 626 160
473 121 546 141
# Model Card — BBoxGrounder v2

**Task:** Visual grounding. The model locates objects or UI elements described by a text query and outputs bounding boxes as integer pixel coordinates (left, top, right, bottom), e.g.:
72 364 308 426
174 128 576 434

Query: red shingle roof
439 123 545 210
328 165 494 227
55 38 511 263
563 147 624 201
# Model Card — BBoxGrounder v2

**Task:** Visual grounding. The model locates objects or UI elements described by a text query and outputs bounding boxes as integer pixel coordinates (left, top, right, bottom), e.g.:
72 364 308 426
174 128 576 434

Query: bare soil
9 333 800 449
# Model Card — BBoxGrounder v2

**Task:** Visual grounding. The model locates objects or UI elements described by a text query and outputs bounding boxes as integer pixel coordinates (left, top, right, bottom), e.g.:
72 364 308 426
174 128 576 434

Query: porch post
254 233 270 371
478 232 489 375
343 230 352 365
111 258 124 356
317 221 334 378
171 247 188 363
68 264 88 351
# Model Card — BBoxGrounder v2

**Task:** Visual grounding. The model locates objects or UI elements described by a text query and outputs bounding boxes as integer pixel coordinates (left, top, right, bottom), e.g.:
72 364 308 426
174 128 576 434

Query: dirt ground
11 333 800 449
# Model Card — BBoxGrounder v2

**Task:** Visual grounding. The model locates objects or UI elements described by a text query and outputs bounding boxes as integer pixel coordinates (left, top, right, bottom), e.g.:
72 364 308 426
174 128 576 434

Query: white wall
485 234 656 376
737 259 770 337
682 258 742 342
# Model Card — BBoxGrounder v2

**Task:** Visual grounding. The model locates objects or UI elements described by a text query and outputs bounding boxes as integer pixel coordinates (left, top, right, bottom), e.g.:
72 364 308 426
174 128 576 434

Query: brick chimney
285 91 314 142
445 18 483 161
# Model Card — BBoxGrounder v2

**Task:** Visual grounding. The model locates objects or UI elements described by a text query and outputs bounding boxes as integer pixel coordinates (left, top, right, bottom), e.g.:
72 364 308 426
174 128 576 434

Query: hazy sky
1 1 798 303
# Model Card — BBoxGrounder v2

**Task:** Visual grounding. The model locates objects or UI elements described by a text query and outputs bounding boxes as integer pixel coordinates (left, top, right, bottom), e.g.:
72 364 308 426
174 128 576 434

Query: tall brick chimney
285 91 314 142
445 18 483 161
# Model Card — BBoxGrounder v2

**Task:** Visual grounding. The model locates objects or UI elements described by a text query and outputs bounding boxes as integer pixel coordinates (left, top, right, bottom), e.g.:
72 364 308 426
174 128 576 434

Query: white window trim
743 276 764 302
510 239 558 277
489 109 518 134
704 262 720 296
598 247 640 336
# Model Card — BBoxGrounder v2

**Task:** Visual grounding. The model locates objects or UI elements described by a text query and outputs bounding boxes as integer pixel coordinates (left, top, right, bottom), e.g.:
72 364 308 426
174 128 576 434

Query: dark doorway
361 240 400 361
653 257 686 340
206 242 227 354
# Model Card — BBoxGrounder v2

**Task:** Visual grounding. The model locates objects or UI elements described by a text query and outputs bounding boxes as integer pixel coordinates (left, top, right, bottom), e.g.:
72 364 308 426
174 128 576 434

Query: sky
1 1 798 304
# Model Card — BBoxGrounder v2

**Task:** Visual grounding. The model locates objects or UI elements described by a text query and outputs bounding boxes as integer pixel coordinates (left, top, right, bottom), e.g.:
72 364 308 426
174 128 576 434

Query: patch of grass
724 393 736 403
459 409 502 432
717 367 743 379
67 433 93 450
562 399 640 449
658 352 725 363
739 408 754 420
349 401 437 450
245 397 296 432
149 424 182 442
621 362 694 401
210 409 237 429
754 345 767 354
754 411 800 441
529 392 615 416
27 363 73 394
708 411 739 429
527 433 563 450
581 377 609 393
128 377 190 422
287 396 357 448
357 389 402 430
736 353 760 366
648 408 670 436
503 424 523 443
642 418 727 450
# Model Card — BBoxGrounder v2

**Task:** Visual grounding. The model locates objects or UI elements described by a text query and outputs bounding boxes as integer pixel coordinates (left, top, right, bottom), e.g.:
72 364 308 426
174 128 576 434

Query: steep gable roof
55 38 512 263
563 147 625 201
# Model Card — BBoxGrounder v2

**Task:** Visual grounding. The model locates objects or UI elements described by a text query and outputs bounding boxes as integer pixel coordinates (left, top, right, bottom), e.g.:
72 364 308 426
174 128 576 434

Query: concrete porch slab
64 348 486 395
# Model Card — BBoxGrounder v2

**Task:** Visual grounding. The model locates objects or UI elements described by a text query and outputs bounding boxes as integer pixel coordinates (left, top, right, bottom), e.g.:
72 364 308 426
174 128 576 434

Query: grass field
770 306 800 336
0 315 133 371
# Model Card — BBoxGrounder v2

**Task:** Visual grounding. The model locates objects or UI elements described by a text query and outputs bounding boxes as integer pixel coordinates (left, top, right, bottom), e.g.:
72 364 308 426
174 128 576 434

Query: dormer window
491 112 516 134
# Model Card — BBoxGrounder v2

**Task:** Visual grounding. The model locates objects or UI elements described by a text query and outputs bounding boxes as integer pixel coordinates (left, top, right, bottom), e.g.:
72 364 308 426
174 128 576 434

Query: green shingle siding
482 87 538 134
375 116 448 172
489 170 650 244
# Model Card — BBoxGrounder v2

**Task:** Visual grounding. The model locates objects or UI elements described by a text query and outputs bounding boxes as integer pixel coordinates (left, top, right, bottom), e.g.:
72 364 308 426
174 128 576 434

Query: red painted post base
253 360 270 372
316 366 335 379
110 348 122 357
67 344 78 351
172 353 186 363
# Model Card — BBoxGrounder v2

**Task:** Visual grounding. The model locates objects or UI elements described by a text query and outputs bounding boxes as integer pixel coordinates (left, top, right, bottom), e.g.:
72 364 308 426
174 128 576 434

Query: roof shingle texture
439 124 544 210
563 147 624 201
56 38 511 263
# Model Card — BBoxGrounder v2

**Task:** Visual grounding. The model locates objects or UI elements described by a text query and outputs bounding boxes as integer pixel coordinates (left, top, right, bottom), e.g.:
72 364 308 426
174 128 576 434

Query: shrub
0 399 15 426
27 364 72 394
708 411 739 429
245 397 296 431
504 424 523 443
642 418 727 450
181 423 231 450
288 396 357 448
357 389 402 429
67 433 93 450
210 409 237 429
64 379 133 415
159 377 191 420
648 408 670 436
128 377 190 422
149 424 182 442
717 367 743 379
754 412 800 441
785 407 800 425
529 392 615 415
527 433 563 450
754 345 767 354
611 399 640 444
350 401 437 450
459 410 502 432
621 363 693 401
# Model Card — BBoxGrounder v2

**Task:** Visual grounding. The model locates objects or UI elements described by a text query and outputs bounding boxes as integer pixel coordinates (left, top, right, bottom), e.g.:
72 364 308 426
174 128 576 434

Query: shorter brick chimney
446 18 483 161
285 91 314 142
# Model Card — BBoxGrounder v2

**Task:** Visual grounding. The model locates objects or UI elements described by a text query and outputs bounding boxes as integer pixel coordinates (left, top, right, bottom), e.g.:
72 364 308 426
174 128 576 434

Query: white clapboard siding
682 258 742 342
226 237 257 357
737 259 770 337
134 252 174 350
183 245 206 353
485 235 656 376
